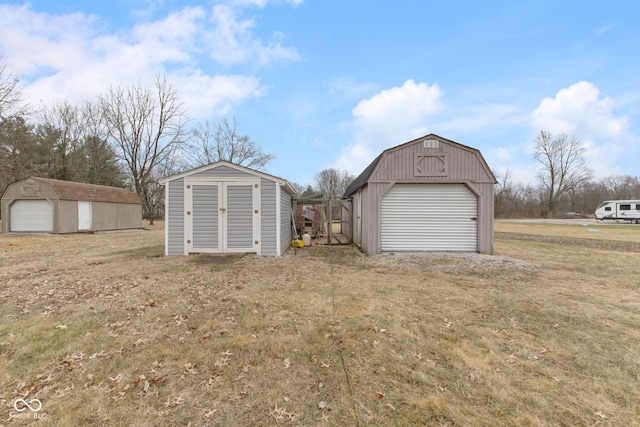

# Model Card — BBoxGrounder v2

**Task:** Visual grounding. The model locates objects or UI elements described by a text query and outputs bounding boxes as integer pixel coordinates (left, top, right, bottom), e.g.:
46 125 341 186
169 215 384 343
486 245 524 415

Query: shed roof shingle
30 177 142 204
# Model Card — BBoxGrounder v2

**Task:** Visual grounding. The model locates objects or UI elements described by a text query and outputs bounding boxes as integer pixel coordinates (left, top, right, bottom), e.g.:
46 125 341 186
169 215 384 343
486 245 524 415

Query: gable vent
423 139 440 148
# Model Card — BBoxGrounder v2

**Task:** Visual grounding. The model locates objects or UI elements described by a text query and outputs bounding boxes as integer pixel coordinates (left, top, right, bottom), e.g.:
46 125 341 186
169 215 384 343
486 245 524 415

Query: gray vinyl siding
280 188 292 255
192 165 253 179
352 191 361 246
360 184 376 256
474 182 495 254
160 161 294 257
261 179 277 256
227 185 253 249
167 178 185 255
192 184 218 250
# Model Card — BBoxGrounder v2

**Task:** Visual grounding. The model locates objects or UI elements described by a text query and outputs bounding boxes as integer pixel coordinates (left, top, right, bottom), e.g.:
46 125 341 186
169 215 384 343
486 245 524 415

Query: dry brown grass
495 219 640 242
1 221 640 426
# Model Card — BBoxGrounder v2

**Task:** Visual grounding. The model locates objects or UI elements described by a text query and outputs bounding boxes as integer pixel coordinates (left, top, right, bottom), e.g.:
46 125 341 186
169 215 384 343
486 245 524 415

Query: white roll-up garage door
10 200 54 232
381 184 477 252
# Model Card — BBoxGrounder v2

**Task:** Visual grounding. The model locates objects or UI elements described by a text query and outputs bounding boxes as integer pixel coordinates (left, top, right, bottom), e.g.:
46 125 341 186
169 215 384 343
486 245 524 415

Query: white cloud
494 147 512 162
205 3 299 66
335 79 444 175
173 72 265 119
0 2 298 118
0 5 99 74
531 81 628 138
229 0 304 7
531 81 634 180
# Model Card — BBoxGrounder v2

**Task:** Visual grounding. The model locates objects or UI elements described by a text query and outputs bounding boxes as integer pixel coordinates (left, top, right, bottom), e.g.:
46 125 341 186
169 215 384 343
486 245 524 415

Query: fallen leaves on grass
183 362 198 375
214 350 233 369
203 408 218 418
163 393 186 409
269 403 296 422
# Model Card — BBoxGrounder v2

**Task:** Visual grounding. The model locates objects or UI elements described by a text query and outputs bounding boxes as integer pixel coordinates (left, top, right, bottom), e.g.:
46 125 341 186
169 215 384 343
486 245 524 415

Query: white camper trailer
594 200 640 224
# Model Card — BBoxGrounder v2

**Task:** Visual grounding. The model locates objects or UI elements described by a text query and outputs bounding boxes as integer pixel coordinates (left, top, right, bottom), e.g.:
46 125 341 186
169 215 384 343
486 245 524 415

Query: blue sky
1 0 639 187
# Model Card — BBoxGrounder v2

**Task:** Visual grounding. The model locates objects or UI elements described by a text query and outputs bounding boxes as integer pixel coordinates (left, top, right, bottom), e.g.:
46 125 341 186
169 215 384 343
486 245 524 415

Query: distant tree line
0 57 277 223
4 55 633 222
1 56 356 221
495 131 640 218
495 171 640 218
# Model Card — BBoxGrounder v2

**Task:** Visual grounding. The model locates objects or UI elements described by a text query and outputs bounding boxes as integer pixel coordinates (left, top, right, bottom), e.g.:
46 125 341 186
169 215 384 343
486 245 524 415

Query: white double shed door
185 178 261 254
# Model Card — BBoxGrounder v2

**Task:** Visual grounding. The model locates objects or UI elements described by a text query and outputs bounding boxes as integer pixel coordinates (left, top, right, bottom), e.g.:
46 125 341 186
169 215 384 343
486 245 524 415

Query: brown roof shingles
32 177 142 204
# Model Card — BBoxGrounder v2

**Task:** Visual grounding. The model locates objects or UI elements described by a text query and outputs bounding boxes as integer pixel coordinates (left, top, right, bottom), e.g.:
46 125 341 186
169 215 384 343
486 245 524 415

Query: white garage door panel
381 184 477 251
10 200 54 232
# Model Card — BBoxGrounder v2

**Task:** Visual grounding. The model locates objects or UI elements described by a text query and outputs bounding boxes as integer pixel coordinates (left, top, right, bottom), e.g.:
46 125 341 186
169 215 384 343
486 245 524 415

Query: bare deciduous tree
0 56 28 121
99 75 187 224
533 131 592 218
0 57 30 192
39 101 87 181
80 101 126 187
35 101 124 186
188 116 274 170
601 175 640 200
314 168 355 199
494 168 513 216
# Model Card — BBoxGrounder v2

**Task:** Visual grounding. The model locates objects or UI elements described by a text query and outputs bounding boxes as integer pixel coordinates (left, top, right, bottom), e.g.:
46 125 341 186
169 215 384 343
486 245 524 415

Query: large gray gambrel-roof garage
159 161 296 257
343 134 496 255
1 177 142 233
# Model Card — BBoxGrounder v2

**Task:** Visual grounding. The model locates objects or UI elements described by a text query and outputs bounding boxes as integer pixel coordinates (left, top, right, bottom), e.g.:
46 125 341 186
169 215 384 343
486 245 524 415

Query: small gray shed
343 134 496 255
1 177 142 233
159 161 296 256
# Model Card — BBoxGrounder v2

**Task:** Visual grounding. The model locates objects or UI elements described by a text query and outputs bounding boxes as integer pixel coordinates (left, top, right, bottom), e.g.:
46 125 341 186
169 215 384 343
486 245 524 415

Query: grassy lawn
495 220 640 242
1 221 640 426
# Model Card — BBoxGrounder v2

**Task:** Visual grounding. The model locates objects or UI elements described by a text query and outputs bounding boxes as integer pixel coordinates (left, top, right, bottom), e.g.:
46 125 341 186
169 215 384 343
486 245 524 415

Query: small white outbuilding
159 161 296 256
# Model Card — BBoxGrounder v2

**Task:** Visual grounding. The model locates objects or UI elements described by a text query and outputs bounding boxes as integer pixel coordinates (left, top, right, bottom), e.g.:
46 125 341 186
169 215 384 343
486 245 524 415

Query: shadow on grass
188 253 247 265
109 244 165 258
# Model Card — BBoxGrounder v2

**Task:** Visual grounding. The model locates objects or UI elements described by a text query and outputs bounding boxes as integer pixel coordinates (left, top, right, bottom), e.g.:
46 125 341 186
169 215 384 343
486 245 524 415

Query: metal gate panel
10 200 54 232
381 184 477 252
